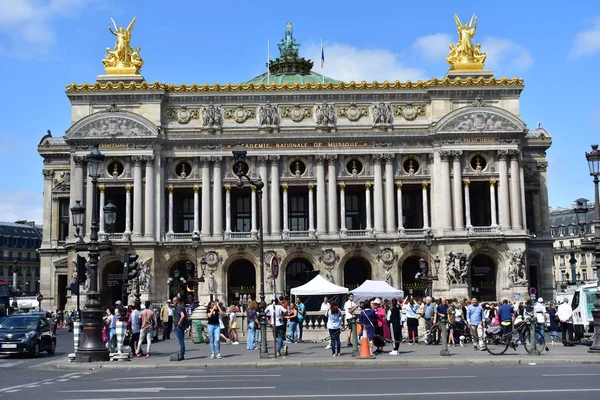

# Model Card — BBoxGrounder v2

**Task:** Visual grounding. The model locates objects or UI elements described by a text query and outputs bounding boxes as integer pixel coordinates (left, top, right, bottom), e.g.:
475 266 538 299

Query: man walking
467 297 486 351
160 299 173 340
129 303 141 356
136 301 155 357
174 296 188 360
265 298 287 357
534 297 547 341
344 293 358 347
423 297 436 345
295 297 305 342
557 298 574 346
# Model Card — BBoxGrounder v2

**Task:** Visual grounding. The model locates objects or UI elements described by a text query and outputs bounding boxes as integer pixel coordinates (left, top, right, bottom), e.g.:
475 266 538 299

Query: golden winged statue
102 17 144 75
446 13 486 71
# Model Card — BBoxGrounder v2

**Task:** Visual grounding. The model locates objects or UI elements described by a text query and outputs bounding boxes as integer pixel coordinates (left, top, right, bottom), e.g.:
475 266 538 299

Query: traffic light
76 255 86 284
123 253 140 281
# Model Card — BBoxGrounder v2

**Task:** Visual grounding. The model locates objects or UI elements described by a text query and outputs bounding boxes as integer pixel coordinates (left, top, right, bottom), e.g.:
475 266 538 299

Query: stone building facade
0 221 42 296
38 22 553 311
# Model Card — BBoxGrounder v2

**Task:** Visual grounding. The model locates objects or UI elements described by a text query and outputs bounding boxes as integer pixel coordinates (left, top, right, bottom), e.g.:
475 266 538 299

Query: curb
38 357 600 371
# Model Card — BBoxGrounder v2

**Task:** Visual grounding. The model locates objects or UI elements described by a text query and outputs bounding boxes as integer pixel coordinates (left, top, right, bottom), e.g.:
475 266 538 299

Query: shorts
230 321 238 329
131 332 140 343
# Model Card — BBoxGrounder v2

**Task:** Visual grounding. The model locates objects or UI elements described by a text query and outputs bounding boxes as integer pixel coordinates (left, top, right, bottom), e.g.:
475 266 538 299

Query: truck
570 283 599 340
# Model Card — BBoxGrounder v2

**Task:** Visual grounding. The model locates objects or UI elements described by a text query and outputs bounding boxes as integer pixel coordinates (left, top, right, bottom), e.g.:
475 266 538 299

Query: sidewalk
40 337 600 371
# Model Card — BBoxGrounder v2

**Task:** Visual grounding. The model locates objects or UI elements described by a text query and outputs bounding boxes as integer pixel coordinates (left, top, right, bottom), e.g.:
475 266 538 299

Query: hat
115 300 122 305
167 299 172 303
373 298 382 304
538 297 544 303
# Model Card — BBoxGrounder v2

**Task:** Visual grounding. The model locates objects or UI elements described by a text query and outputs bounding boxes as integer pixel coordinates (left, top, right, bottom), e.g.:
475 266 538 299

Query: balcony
165 232 194 241
400 228 428 238
225 231 256 240
342 229 374 238
468 226 503 236
284 231 312 239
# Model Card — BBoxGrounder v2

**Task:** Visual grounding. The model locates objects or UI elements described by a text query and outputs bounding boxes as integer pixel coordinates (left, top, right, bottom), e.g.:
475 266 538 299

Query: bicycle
485 315 548 355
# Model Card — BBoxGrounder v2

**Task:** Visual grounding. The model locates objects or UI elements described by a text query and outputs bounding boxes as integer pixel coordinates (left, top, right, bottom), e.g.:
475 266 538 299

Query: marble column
422 183 429 229
258 156 269 236
315 156 326 236
99 185 105 235
70 156 85 239
497 150 511 230
464 181 472 229
490 180 498 227
384 155 396 234
509 151 523 230
144 156 155 240
167 186 174 235
452 151 464 231
339 183 347 234
327 155 338 235
193 186 200 234
212 157 223 238
537 162 550 233
85 172 93 238
270 156 281 235
201 158 211 237
282 184 289 235
365 183 373 232
373 155 385 235
132 156 143 239
308 184 315 235
125 185 133 236
42 170 53 243
224 186 232 237
251 186 257 236
439 151 452 231
396 183 404 232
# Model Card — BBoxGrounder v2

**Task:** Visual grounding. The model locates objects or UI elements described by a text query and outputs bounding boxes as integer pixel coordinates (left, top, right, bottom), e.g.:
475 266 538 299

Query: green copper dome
243 23 339 86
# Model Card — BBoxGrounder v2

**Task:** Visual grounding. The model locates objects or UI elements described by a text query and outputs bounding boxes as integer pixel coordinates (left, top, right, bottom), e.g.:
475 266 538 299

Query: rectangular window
8 251 13 260
559 241 564 249
232 193 251 232
26 267 31 277
581 254 587 265
58 198 70 241
560 255 565 266
178 195 194 233
0 266 3 276
525 191 535 232
583 270 588 281
561 271 566 282
570 240 574 249
27 253 31 260
17 252 22 260
345 188 366 230
288 191 308 231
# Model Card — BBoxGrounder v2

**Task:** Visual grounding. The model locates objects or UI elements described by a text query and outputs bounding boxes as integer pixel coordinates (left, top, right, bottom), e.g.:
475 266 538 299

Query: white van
571 283 599 339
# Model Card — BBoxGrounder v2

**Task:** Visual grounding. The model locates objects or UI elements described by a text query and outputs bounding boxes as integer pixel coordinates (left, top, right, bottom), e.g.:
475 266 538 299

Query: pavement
35 334 600 371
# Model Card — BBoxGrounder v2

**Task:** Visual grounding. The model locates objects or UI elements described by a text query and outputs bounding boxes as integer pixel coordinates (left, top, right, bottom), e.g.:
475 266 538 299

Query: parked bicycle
485 314 549 355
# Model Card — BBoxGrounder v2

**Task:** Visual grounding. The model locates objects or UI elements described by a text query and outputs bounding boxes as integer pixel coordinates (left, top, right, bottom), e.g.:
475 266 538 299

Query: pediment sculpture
436 109 523 133
68 114 157 138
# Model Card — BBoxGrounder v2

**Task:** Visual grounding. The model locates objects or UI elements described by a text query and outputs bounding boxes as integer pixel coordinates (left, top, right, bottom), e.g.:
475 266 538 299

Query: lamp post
584 144 600 353
569 251 577 286
191 232 201 301
232 143 268 359
70 144 112 362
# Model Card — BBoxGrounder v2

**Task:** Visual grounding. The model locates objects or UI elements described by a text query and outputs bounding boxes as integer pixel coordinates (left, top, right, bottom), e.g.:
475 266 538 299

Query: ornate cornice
66 77 524 92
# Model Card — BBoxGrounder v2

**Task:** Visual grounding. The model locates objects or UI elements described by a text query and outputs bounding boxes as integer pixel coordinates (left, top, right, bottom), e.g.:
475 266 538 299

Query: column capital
497 149 510 160
257 155 269 165
269 155 281 161
282 184 288 192
42 170 53 179
193 185 199 193
421 182 429 189
507 149 521 160
210 156 222 163
372 154 385 163
73 155 86 166
315 154 327 164
308 183 314 190
451 150 463 158
126 185 132 193
225 185 231 192
168 186 173 194
142 155 155 164
324 154 338 162
464 180 470 187
132 155 144 165
383 153 395 162
396 182 403 189
490 179 496 186
200 156 211 166
251 186 257 192
338 183 345 190
365 183 372 190
440 150 452 161
537 161 548 171
99 185 105 193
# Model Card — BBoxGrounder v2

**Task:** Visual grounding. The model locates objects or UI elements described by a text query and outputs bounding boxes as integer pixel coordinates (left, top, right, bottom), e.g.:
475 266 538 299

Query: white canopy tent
290 275 349 296
351 280 404 302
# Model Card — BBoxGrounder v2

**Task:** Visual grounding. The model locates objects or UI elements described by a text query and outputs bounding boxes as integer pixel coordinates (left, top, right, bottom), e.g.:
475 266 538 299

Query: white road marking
327 367 448 372
59 387 275 393
107 374 280 381
4 390 20 393
0 361 22 368
542 373 600 377
53 388 600 400
327 375 476 381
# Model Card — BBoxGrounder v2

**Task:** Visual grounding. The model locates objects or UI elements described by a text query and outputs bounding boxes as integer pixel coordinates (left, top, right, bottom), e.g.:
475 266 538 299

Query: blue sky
0 0 599 223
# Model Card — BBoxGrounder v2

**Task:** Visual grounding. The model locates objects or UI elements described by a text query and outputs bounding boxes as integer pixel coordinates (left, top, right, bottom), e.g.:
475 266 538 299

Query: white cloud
412 33 452 62
480 36 533 71
0 0 98 56
305 42 427 83
571 17 600 57
0 190 43 225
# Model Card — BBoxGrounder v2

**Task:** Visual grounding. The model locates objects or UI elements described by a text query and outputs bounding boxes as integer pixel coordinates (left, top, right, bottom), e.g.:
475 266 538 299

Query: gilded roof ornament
278 22 300 58
446 13 487 72
102 17 143 75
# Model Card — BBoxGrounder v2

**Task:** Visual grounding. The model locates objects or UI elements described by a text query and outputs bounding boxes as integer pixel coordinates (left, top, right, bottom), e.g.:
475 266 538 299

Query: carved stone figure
277 22 300 57
445 251 469 285
437 111 520 133
71 116 154 138
372 102 393 125
102 17 144 74
507 249 528 285
384 264 393 286
446 13 486 70
325 266 335 283
258 103 279 127
202 104 222 129
138 258 152 293
315 102 336 127
207 271 216 295
319 249 339 266
53 171 70 191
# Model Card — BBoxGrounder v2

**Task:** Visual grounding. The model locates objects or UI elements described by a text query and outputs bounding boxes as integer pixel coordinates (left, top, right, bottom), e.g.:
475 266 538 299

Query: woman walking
325 302 343 356
246 301 259 350
404 296 419 345
388 298 402 355
548 301 560 345
372 298 386 353
207 301 224 359
228 305 240 345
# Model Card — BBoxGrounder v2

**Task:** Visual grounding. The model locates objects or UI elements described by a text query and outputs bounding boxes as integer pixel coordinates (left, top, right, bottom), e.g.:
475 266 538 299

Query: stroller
450 320 473 346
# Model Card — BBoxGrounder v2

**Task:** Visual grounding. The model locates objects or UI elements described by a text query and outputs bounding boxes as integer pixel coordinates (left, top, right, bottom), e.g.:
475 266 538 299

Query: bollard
529 320 540 356
439 320 450 356
349 319 359 357
259 309 269 359
73 320 82 352
115 320 126 354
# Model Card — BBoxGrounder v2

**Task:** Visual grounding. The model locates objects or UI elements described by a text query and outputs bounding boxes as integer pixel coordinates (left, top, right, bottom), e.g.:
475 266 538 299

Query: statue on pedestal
446 13 486 71
102 17 144 75
277 22 300 57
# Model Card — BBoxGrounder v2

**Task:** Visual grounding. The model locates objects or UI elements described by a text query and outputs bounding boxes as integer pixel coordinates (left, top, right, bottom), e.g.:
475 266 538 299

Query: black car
0 315 56 357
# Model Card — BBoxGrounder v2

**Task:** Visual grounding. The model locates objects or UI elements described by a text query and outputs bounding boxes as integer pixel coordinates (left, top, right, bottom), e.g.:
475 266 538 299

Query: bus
0 280 9 317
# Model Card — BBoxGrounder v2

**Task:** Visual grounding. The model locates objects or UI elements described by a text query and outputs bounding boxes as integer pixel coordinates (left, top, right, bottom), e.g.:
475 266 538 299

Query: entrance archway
228 259 256 306
101 260 124 308
343 257 371 290
285 259 315 296
169 260 197 304
470 254 496 301
401 256 426 298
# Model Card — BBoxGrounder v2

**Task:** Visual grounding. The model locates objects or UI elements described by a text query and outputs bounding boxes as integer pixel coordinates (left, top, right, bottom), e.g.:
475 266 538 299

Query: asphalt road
2 363 600 399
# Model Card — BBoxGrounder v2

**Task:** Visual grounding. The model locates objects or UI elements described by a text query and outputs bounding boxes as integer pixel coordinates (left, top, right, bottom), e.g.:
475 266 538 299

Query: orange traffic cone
358 331 375 359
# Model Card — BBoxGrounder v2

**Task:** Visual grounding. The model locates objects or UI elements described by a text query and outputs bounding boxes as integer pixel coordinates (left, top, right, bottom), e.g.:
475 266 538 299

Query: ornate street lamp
103 200 118 235
199 257 207 283
232 143 268 359
574 198 589 236
584 144 600 353
70 144 112 362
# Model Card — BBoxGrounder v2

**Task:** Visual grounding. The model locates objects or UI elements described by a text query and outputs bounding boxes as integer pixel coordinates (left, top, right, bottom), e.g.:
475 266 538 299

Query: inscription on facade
226 142 371 149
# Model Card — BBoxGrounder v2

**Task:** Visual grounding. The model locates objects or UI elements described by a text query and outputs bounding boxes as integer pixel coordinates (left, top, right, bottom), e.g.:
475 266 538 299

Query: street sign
529 287 537 295
270 257 279 280
515 292 521 298
37 294 43 302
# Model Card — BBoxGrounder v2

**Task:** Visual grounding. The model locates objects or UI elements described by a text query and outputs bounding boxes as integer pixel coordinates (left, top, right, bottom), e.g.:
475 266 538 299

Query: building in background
549 205 597 292
0 221 42 296
38 17 553 311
